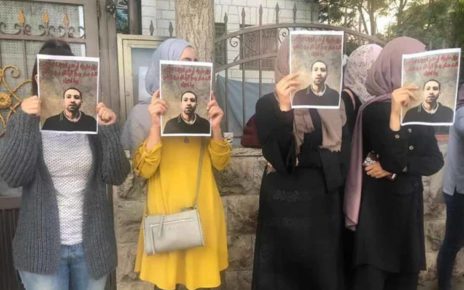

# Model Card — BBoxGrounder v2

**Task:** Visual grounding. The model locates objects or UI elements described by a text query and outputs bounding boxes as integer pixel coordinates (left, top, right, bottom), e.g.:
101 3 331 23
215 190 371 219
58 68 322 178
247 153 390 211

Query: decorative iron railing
0 8 86 41
0 66 31 137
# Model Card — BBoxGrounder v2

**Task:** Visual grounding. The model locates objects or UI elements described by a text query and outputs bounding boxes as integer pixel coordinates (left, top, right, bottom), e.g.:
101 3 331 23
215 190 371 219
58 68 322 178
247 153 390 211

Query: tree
318 0 357 26
449 0 464 48
175 0 215 62
387 0 456 48
391 0 420 27
318 0 389 35
446 0 464 82
356 0 389 35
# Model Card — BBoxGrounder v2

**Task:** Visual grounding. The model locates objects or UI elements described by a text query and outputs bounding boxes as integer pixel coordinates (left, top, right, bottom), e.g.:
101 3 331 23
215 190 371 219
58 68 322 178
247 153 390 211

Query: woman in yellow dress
121 38 231 290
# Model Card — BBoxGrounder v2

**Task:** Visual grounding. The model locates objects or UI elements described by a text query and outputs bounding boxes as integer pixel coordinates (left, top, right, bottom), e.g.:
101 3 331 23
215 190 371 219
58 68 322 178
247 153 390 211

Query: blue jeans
19 244 107 290
437 192 464 290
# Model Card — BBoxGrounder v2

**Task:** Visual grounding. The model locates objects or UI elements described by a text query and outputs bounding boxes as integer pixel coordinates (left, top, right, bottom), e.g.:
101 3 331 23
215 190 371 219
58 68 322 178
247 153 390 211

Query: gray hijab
121 38 192 153
144 38 191 102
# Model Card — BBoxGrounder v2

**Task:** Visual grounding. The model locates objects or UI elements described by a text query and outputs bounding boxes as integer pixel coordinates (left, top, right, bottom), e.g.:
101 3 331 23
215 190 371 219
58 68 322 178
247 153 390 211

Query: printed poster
160 60 212 136
38 55 99 134
290 30 344 109
401 48 461 126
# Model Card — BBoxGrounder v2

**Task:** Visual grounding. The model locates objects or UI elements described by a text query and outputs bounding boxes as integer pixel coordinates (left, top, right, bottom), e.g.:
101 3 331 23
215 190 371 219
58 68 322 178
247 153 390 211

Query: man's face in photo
181 92 197 116
311 61 328 86
423 80 440 105
63 88 82 114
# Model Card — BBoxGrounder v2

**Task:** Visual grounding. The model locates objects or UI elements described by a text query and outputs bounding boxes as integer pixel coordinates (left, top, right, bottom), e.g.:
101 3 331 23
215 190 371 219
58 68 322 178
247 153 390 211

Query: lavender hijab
275 37 347 153
120 38 192 153
343 37 426 230
343 44 382 103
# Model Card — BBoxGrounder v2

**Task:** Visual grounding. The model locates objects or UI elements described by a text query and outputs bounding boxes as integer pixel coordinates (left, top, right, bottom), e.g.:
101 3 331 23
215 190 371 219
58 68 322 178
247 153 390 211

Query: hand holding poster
38 55 99 134
160 60 212 136
290 30 344 109
401 48 461 126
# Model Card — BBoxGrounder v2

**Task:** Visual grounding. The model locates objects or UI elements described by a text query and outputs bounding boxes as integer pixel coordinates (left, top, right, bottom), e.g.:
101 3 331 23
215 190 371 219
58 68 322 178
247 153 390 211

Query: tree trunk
396 0 408 28
367 1 377 35
369 12 376 35
358 5 369 34
175 0 215 63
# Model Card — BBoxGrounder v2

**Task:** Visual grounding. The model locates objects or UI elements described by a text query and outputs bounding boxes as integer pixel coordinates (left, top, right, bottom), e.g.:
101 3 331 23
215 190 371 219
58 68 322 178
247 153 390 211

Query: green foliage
319 0 390 35
315 0 463 68
318 0 357 24
386 0 463 81
450 0 464 48
387 0 460 49
450 0 464 81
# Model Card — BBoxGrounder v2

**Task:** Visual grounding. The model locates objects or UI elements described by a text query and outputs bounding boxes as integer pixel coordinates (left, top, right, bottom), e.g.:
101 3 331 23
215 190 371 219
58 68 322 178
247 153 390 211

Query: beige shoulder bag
143 139 206 255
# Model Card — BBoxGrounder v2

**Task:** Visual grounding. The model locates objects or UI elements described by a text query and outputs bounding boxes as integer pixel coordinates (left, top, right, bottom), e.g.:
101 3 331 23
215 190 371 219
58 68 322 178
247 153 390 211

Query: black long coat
354 101 444 273
251 93 350 290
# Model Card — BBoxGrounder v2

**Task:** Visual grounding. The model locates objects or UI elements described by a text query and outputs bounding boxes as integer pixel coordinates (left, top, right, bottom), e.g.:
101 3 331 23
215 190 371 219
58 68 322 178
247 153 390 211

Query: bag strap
192 138 206 208
343 88 357 110
145 138 206 215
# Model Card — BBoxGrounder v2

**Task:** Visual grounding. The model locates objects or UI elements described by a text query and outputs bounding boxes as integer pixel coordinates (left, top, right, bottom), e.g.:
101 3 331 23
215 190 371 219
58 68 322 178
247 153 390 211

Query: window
116 0 129 34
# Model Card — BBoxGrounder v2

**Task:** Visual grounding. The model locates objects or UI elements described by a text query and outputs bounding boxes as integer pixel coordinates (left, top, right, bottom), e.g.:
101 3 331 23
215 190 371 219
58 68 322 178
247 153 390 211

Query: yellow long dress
134 137 231 290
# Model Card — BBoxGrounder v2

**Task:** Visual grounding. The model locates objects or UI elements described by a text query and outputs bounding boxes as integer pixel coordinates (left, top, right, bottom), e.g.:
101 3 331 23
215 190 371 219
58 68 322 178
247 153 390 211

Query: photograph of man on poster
403 79 454 124
42 87 97 132
163 90 210 134
292 60 340 107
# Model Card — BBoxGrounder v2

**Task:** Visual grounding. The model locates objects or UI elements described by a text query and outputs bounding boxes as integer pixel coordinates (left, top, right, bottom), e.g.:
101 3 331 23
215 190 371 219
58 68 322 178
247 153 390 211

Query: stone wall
420 142 464 290
215 148 265 289
114 169 153 290
114 143 464 290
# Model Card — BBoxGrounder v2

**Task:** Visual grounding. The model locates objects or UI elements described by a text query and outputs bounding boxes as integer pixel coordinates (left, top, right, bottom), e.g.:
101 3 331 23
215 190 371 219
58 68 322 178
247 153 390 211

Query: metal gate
0 1 117 289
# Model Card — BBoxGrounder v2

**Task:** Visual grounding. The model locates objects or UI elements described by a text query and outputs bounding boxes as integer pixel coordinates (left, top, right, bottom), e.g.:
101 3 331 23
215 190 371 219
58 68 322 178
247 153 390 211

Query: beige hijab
275 37 346 153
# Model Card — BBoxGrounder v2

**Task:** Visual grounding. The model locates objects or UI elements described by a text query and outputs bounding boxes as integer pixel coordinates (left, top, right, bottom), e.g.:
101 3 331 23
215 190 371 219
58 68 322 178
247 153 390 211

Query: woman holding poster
341 43 383 285
251 37 349 290
122 38 230 290
344 37 444 290
0 39 130 290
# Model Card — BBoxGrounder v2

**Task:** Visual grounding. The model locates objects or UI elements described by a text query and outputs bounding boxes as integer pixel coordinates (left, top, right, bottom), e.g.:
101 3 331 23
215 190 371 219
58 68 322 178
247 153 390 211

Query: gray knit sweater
0 111 130 278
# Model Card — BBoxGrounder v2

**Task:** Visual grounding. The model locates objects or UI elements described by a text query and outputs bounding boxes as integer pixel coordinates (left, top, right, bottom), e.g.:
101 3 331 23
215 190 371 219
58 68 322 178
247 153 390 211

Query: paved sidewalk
419 279 464 290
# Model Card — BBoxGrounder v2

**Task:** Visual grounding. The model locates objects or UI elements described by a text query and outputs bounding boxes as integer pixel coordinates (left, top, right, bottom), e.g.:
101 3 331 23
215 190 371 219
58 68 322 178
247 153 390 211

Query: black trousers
352 265 418 290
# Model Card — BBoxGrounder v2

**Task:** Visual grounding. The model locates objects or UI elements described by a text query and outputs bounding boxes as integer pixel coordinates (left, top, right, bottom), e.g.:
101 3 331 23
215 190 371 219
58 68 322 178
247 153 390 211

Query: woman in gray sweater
0 39 130 290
